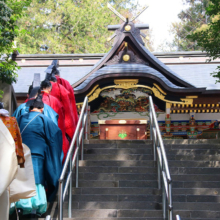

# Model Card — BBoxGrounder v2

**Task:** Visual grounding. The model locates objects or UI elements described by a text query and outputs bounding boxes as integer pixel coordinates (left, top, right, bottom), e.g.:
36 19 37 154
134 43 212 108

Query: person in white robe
0 119 18 220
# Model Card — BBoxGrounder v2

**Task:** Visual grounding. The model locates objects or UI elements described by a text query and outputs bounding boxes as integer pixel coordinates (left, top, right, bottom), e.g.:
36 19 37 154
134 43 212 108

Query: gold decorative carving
123 54 130 62
76 80 197 107
114 79 139 89
151 86 165 100
87 84 99 97
88 87 102 102
186 96 198 98
153 83 167 95
125 25 131 31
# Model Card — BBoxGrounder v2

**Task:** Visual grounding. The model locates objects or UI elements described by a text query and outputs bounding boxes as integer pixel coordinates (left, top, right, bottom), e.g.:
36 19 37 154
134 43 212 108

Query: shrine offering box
99 120 147 140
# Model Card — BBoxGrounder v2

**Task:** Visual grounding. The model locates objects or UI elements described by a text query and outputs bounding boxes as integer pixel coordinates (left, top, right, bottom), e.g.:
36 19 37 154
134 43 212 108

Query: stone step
85 147 220 155
88 140 152 145
83 154 154 161
36 218 164 220
77 167 157 173
84 148 153 155
76 201 162 210
172 195 220 203
76 180 158 188
163 139 220 145
79 167 220 175
80 173 157 181
173 181 220 188
172 188 220 196
168 160 220 168
166 149 220 155
172 174 220 181
165 144 220 150
171 167 220 175
54 209 163 218
173 210 220 219
173 202 220 211
71 187 220 196
69 195 162 202
168 154 220 160
84 143 152 149
72 187 161 195
88 139 220 145
79 160 156 167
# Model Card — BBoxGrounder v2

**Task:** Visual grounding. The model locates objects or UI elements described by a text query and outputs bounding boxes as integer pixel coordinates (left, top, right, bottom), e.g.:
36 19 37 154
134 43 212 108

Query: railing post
162 183 166 219
85 100 89 140
76 136 79 188
58 181 63 220
149 105 153 141
68 151 73 218
81 115 85 161
157 155 161 189
169 182 173 220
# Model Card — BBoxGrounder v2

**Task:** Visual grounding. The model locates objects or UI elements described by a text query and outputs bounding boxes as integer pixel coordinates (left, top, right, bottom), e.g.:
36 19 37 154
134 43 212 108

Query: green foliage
189 0 220 82
170 0 209 51
16 0 137 54
0 0 31 85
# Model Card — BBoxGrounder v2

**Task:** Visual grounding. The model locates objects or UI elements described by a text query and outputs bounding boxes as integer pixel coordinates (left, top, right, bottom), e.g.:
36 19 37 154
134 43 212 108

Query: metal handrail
58 96 89 220
149 96 172 220
176 215 181 220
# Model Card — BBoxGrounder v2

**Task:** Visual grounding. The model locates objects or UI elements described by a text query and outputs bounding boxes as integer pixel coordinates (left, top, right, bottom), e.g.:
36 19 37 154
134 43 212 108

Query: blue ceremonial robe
13 101 58 126
17 112 62 201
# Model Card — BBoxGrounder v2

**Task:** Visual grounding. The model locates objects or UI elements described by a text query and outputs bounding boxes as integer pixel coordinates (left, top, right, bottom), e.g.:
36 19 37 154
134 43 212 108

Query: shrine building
11 10 220 140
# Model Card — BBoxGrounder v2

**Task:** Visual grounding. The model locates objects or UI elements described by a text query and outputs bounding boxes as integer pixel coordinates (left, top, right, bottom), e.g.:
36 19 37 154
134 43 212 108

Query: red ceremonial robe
55 76 78 128
41 91 69 161
50 81 76 139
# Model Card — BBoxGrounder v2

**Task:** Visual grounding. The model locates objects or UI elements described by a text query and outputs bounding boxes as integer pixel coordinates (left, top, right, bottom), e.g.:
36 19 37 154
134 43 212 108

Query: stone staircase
46 139 164 220
35 139 220 220
166 139 220 220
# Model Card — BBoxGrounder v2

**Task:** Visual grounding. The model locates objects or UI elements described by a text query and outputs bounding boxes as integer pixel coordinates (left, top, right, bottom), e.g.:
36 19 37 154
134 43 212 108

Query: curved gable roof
73 22 195 90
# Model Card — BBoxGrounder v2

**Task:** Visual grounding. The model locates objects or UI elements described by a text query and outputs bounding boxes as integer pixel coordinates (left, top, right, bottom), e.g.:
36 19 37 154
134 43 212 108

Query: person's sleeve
44 117 63 201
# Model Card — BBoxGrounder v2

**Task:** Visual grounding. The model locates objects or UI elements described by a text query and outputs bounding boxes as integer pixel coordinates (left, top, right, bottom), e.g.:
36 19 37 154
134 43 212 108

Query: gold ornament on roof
123 54 130 62
125 25 131 31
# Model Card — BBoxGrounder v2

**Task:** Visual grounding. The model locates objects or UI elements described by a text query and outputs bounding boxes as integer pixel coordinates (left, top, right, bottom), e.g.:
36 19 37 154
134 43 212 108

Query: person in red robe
48 76 76 139
40 80 69 161
54 70 78 128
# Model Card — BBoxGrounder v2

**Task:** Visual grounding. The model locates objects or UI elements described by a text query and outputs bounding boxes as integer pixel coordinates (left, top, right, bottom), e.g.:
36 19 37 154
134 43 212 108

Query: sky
137 0 187 51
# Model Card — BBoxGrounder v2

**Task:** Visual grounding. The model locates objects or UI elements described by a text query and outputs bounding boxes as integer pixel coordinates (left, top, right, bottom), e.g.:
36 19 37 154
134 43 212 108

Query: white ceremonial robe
0 119 17 220
9 144 36 203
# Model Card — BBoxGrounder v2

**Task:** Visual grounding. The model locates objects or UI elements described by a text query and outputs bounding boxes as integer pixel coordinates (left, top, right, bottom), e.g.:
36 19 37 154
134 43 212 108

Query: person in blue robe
13 95 63 217
13 87 58 126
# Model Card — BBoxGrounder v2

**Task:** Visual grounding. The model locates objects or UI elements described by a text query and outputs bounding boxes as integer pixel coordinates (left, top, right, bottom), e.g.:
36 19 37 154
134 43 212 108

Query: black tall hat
30 95 44 109
45 60 59 80
29 87 41 98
